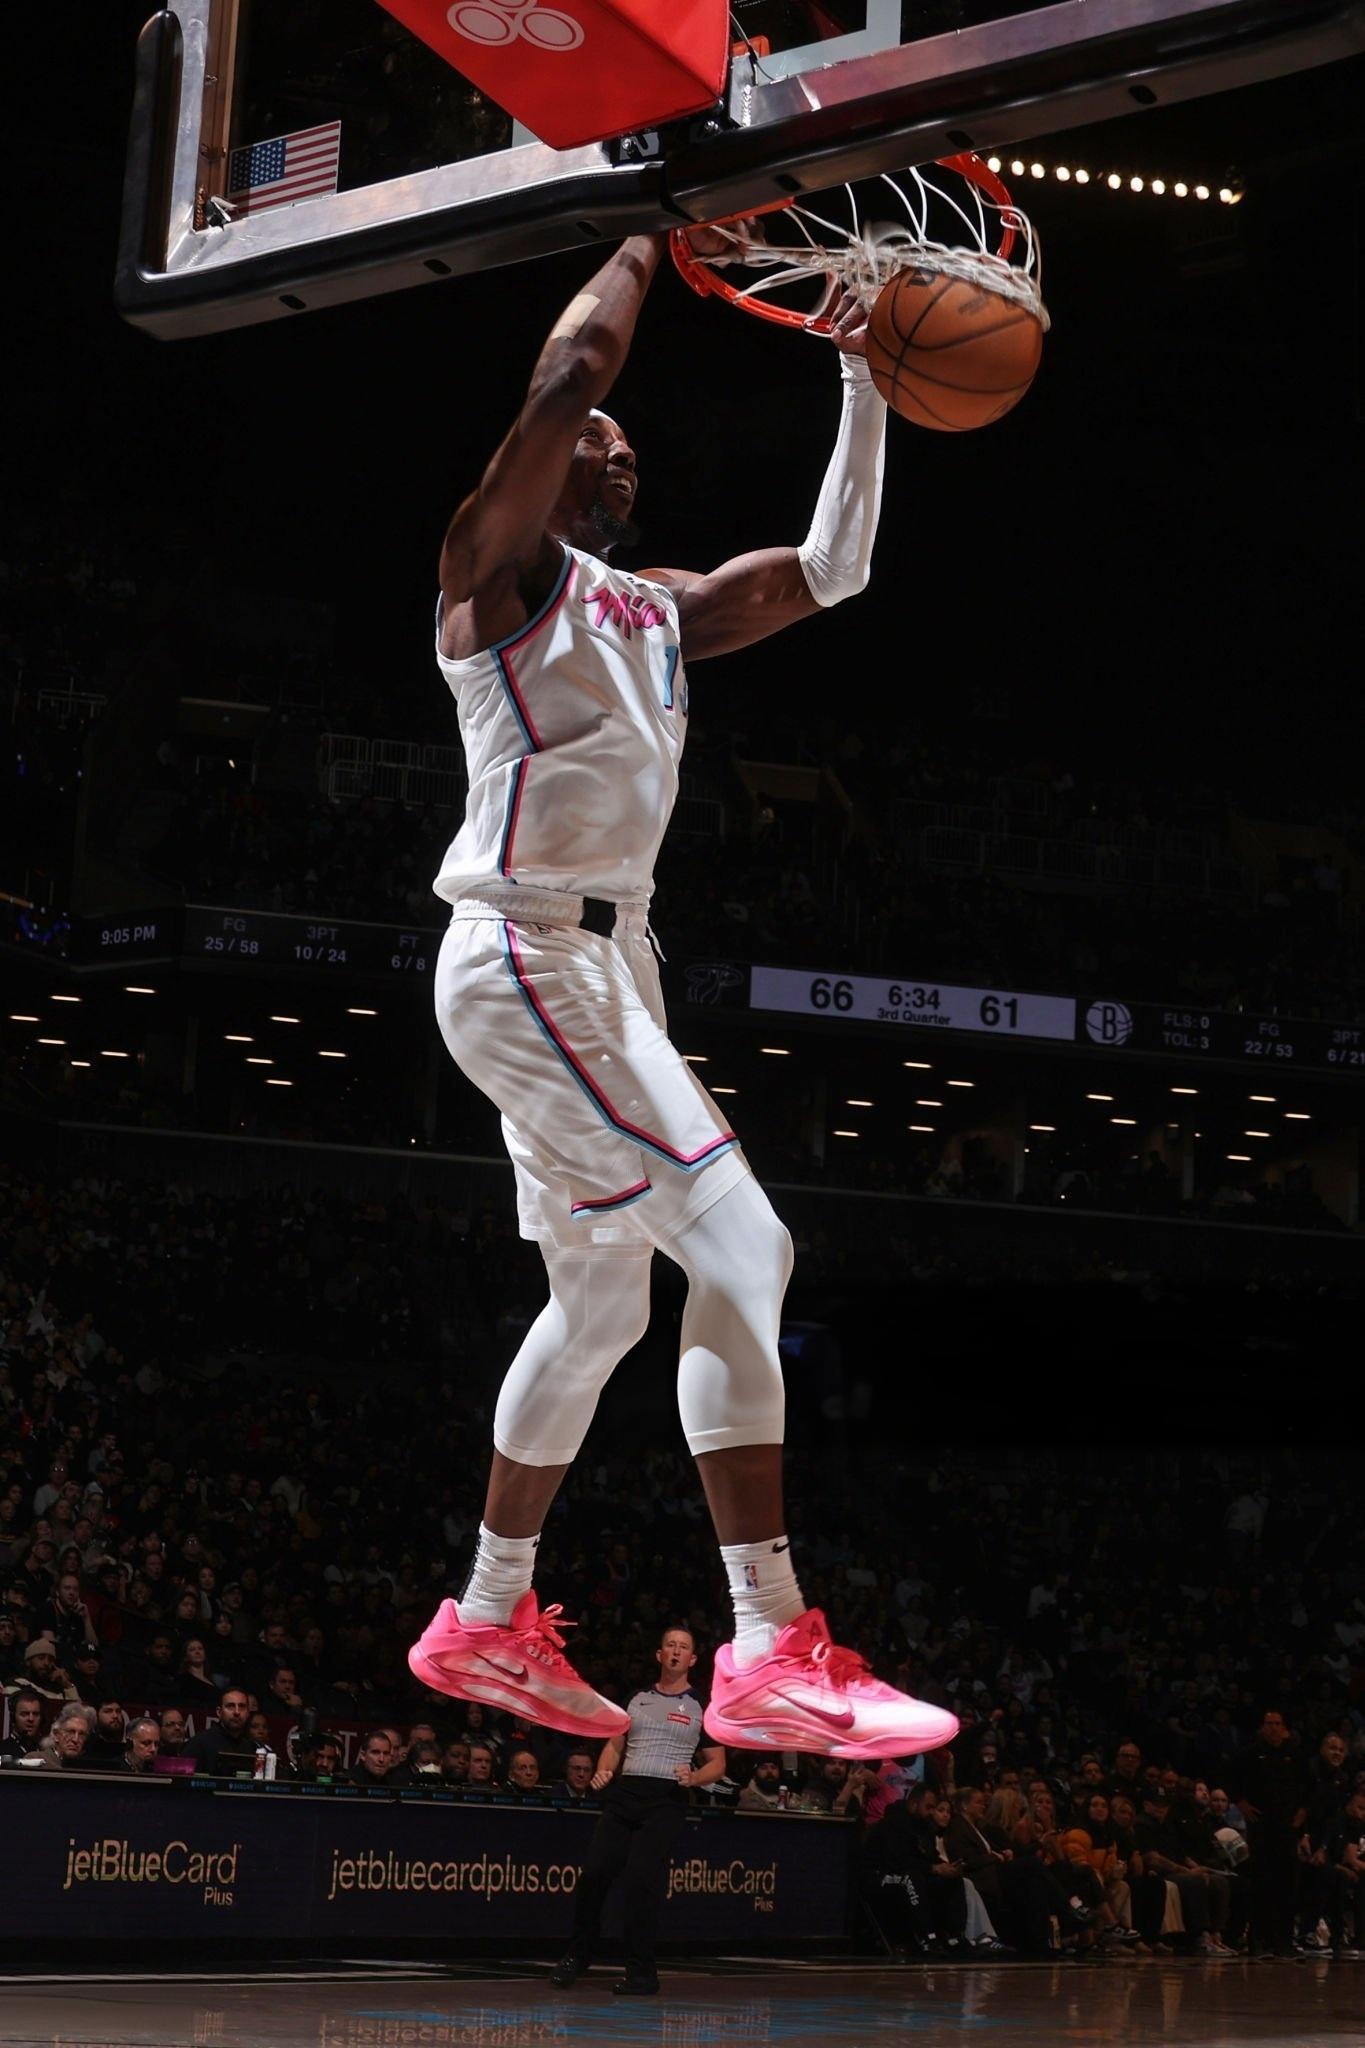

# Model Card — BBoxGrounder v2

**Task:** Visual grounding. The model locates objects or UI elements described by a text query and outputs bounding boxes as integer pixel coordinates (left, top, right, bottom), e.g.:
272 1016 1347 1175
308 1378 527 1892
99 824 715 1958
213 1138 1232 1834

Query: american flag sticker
744 1563 760 1589
226 121 342 217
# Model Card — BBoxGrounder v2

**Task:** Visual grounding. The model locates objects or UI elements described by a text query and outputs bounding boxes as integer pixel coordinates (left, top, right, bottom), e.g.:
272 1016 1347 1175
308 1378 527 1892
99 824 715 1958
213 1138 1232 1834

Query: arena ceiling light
271 1015 302 1024
903 1061 932 1070
1245 1130 1271 1138
946 1080 974 1089
225 1033 253 1043
266 1078 293 1087
100 1050 131 1059
246 1056 273 1066
1284 1112 1311 1121
847 1098 874 1107
909 1124 936 1133
992 152 1241 202
684 1054 709 1064
51 994 82 1004
1171 1086 1199 1095
71 1059 92 1068
37 1037 66 1046
318 1050 346 1059
712 1086 738 1095
9 1015 40 1023
915 1099 943 1108
760 1047 791 1056
1227 1153 1252 1162
1029 1124 1056 1132
832 1129 860 1138
125 986 157 995
1249 1094 1276 1103
347 1007 378 1017
1086 1092 1114 1102
1111 1117 1137 1126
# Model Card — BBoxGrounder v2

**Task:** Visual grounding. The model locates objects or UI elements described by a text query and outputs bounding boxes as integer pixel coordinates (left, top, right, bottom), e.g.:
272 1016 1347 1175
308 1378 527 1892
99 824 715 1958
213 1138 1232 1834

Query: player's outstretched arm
439 236 666 608
646 288 886 661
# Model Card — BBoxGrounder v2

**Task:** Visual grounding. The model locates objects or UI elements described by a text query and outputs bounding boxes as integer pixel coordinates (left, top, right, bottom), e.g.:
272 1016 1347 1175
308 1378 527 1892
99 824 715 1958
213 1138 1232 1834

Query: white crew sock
720 1535 806 1667
456 1523 539 1627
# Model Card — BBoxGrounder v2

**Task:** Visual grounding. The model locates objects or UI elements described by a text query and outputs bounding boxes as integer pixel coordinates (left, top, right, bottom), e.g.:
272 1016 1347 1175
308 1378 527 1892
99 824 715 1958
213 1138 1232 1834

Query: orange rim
670 153 1019 331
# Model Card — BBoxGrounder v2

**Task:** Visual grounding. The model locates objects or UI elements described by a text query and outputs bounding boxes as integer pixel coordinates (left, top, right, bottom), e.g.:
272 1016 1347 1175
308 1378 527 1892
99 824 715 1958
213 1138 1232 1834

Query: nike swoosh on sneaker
470 1652 530 1683
730 1694 857 1732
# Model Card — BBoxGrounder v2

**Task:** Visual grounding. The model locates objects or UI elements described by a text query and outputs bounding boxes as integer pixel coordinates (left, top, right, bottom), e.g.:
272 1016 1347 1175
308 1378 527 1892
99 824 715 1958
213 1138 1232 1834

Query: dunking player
549 1625 725 1997
409 231 958 1764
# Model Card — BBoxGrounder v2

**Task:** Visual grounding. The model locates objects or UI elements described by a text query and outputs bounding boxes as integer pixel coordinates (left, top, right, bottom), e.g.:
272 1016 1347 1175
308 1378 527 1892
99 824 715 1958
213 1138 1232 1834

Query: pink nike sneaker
408 1591 629 1741
704 1609 959 1760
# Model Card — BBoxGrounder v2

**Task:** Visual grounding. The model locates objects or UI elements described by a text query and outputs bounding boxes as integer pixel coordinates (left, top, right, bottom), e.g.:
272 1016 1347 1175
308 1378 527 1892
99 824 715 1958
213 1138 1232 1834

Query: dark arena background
2 2 1364 2042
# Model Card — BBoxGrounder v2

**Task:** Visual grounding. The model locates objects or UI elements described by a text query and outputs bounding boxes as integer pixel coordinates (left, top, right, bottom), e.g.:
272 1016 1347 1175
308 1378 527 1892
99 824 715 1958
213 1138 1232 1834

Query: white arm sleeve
795 353 887 607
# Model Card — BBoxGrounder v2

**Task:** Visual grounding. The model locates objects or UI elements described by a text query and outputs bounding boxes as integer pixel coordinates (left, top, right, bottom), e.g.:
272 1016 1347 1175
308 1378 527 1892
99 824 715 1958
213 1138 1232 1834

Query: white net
689 161 1050 332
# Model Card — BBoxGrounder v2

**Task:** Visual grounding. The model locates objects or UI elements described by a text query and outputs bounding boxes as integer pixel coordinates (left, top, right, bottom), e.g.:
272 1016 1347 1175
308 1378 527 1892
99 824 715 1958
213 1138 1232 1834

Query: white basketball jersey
432 545 688 904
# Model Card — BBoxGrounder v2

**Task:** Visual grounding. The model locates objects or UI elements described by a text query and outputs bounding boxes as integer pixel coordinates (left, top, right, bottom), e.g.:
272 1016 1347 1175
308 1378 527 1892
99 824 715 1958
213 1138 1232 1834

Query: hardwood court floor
0 1957 1360 2047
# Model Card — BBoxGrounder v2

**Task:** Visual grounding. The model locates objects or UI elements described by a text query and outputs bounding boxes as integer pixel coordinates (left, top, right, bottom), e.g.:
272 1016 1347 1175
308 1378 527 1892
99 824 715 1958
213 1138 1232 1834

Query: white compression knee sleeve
795 353 887 607
493 1249 652 1468
665 1175 793 1456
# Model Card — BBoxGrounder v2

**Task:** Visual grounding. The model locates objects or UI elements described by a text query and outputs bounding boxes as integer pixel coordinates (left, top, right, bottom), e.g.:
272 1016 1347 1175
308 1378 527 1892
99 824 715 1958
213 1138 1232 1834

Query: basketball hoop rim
669 152 1032 333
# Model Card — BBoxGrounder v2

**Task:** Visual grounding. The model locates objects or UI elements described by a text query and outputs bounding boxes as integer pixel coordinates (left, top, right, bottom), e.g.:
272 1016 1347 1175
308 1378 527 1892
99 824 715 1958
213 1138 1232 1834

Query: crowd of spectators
113 764 1365 1029
3 1150 1364 1961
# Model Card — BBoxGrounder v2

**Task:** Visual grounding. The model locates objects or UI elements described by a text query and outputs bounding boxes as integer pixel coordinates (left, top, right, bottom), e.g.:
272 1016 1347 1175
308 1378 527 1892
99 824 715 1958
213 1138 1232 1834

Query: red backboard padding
374 0 731 150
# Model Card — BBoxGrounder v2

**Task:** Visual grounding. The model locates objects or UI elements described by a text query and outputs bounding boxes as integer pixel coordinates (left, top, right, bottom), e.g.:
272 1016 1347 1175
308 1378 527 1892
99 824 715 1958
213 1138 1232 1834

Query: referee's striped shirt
620 1687 707 1780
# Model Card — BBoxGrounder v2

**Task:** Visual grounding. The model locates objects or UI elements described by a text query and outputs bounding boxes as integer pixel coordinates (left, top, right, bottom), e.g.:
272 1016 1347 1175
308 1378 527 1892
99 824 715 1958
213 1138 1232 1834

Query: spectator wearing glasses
37 1702 95 1770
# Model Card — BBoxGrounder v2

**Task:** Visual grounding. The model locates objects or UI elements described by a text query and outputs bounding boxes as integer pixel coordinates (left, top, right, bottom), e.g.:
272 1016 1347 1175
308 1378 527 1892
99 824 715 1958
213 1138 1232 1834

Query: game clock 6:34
749 967 1077 1042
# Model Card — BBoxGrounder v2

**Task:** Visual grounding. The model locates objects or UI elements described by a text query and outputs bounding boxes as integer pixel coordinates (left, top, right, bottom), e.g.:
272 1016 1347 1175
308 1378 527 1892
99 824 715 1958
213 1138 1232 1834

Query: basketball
865 266 1045 431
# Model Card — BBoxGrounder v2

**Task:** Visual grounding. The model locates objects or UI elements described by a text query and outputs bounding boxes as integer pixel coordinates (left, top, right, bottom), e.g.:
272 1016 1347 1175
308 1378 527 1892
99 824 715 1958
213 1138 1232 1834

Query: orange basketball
866 266 1044 431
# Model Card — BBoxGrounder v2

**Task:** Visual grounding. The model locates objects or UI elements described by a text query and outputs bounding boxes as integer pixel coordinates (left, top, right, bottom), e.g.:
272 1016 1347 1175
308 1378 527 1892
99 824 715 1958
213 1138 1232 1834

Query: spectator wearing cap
738 1758 790 1812
16 1638 79 1707
37 1702 95 1770
0 1689 46 1762
69 1640 107 1703
125 1716 161 1773
1133 1785 1234 1954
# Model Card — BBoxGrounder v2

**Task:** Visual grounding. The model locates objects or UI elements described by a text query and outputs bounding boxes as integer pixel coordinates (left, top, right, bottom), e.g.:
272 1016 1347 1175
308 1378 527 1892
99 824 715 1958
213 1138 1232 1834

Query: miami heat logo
447 0 584 50
582 585 669 638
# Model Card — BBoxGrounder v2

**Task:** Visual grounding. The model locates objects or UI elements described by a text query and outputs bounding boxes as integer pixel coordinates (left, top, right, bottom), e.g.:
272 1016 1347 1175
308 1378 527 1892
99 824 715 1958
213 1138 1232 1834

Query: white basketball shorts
434 892 750 1252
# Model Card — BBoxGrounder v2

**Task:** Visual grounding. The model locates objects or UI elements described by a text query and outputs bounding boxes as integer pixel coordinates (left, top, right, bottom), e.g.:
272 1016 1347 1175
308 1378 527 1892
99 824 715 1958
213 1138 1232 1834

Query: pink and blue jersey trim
499 922 739 1175
571 1179 651 1218
493 549 575 877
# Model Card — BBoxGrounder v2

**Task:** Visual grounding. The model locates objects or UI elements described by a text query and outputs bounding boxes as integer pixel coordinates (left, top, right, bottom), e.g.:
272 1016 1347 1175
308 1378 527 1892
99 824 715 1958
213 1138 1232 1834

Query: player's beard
590 498 641 553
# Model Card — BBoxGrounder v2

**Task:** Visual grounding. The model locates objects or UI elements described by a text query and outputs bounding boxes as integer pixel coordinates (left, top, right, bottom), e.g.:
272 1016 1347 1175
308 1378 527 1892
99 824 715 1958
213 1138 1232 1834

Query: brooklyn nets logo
1084 999 1134 1047
685 963 746 1007
447 0 584 49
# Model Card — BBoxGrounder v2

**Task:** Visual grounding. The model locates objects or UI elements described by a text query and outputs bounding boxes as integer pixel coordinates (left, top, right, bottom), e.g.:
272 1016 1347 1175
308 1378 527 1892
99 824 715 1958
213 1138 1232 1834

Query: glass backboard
116 0 1365 337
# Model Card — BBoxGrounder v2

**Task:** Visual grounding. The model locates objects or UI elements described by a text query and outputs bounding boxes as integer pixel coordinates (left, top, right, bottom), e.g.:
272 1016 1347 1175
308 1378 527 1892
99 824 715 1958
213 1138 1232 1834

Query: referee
551 1624 726 1996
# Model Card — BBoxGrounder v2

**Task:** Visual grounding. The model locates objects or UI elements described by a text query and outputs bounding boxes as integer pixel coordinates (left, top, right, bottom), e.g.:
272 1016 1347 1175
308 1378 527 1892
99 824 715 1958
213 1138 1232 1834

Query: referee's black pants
570 1776 689 1975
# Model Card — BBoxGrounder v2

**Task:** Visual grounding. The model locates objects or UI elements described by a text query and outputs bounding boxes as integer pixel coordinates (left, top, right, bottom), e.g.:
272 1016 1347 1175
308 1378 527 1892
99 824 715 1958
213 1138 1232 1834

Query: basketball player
550 1624 723 1996
409 230 958 1763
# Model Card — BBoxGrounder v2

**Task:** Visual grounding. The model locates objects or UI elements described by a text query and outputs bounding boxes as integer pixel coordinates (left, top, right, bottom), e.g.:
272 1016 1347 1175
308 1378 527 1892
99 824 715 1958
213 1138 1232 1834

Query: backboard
117 0 1365 337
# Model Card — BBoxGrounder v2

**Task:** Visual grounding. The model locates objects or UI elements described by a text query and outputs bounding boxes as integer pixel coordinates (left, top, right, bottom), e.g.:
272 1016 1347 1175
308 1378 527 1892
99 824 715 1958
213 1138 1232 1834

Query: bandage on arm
796 355 887 607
